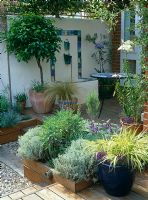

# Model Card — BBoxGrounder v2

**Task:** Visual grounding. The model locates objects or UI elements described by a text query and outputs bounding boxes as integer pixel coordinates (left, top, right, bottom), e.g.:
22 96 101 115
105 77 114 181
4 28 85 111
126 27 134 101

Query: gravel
0 141 33 198
0 162 32 198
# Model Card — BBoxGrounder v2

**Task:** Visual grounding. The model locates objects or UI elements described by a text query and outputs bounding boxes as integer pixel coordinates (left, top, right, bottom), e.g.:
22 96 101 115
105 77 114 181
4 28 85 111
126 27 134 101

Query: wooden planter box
54 173 93 193
0 118 42 144
23 159 55 185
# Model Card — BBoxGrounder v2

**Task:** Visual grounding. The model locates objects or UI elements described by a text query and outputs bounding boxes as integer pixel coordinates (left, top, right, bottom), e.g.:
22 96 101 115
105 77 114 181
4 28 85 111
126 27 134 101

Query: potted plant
93 129 148 197
14 92 28 113
29 81 53 114
64 54 72 65
46 82 78 112
5 15 61 113
115 72 147 134
53 139 97 193
116 40 147 133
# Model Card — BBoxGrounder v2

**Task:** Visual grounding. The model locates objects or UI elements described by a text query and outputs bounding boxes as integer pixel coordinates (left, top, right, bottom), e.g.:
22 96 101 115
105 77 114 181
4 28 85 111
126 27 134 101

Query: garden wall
0 17 110 105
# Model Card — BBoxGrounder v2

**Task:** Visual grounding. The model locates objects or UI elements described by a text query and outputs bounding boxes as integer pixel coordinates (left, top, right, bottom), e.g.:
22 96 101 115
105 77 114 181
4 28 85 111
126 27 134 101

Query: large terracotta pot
29 90 53 114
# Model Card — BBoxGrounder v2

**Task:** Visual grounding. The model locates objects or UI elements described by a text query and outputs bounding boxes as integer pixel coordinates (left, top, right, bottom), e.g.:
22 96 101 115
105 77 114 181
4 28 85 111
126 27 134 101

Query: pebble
0 141 33 198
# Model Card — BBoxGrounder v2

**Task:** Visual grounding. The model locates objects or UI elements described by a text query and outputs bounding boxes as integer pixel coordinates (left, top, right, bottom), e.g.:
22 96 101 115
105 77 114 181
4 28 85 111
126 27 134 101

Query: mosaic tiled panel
50 30 82 81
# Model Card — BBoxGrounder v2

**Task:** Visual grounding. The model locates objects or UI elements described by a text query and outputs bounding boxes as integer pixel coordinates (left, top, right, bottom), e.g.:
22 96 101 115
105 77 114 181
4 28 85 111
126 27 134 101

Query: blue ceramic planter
98 163 135 197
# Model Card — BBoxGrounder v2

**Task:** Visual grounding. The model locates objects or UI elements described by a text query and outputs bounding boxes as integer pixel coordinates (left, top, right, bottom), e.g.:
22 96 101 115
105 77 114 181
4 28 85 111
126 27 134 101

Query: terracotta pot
120 118 143 134
29 90 53 114
54 173 92 193
17 101 26 114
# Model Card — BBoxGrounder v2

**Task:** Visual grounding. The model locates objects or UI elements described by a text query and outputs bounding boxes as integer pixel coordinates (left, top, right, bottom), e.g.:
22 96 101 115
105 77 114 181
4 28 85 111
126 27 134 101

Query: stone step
0 185 45 200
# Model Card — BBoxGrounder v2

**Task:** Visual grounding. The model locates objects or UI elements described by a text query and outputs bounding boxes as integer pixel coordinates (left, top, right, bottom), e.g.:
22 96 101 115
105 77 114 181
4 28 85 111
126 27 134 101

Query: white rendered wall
0 17 110 105
0 43 9 94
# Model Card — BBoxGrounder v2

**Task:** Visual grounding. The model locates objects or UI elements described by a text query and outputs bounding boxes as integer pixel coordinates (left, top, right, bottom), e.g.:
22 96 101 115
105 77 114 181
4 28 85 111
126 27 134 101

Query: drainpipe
6 16 12 105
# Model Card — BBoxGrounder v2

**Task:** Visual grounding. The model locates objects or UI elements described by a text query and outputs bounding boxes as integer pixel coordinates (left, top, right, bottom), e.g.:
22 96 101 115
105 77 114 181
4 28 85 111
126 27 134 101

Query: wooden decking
1 182 147 200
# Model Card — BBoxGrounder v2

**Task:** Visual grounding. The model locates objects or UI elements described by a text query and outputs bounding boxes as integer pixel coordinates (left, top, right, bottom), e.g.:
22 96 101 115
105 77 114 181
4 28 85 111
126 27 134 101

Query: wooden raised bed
23 160 92 192
0 118 42 144
54 173 93 193
23 159 55 185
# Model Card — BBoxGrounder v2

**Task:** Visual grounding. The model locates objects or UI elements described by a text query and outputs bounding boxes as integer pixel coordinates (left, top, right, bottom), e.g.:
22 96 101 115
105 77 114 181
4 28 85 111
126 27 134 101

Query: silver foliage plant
18 126 45 160
53 139 98 182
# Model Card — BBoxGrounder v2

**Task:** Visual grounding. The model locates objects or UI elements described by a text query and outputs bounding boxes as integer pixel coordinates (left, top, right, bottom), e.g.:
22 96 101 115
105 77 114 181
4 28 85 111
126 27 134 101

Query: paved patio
24 97 122 124
1 181 148 200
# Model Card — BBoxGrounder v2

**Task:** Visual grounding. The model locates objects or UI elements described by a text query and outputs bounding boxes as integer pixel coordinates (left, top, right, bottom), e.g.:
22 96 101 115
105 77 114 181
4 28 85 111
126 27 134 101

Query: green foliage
92 129 148 171
18 126 45 160
0 110 21 128
115 65 147 123
46 82 77 101
31 81 47 93
14 92 28 102
6 15 61 83
0 94 9 112
41 110 87 160
16 0 88 16
86 91 100 119
53 139 97 182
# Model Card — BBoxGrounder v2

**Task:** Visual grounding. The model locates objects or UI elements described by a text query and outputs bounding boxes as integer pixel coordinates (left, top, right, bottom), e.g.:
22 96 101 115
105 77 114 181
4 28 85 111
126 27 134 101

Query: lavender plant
85 120 120 140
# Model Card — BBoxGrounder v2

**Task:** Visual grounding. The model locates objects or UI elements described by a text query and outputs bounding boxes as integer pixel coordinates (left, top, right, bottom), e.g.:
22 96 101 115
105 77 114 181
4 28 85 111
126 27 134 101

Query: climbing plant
87 0 148 71
0 0 88 17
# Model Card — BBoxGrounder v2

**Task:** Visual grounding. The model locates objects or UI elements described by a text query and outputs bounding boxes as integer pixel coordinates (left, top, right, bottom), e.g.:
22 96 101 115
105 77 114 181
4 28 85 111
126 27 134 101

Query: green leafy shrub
41 110 87 159
0 110 21 128
53 139 97 182
0 94 9 112
86 91 100 119
18 127 45 160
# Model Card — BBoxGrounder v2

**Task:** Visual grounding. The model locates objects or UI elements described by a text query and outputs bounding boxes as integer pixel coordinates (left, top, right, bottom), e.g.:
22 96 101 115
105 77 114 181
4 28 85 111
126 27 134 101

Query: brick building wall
143 71 148 132
112 14 121 72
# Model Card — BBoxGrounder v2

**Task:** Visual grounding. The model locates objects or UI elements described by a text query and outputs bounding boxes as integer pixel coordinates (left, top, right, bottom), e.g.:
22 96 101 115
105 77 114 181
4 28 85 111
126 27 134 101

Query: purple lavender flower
89 122 99 134
96 152 106 161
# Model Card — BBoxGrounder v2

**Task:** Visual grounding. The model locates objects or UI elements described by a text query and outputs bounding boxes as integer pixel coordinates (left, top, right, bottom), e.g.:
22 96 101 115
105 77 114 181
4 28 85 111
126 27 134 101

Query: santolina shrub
53 139 98 182
18 127 45 161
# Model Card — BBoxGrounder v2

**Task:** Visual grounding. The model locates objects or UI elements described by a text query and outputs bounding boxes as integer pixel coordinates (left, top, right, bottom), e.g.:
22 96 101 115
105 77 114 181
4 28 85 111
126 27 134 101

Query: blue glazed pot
98 162 135 197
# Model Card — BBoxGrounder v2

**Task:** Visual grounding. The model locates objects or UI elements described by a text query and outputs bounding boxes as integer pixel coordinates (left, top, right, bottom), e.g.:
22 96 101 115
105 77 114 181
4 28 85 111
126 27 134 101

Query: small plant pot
120 117 143 134
29 90 53 114
98 162 135 197
54 173 92 193
17 101 26 114
64 54 72 65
